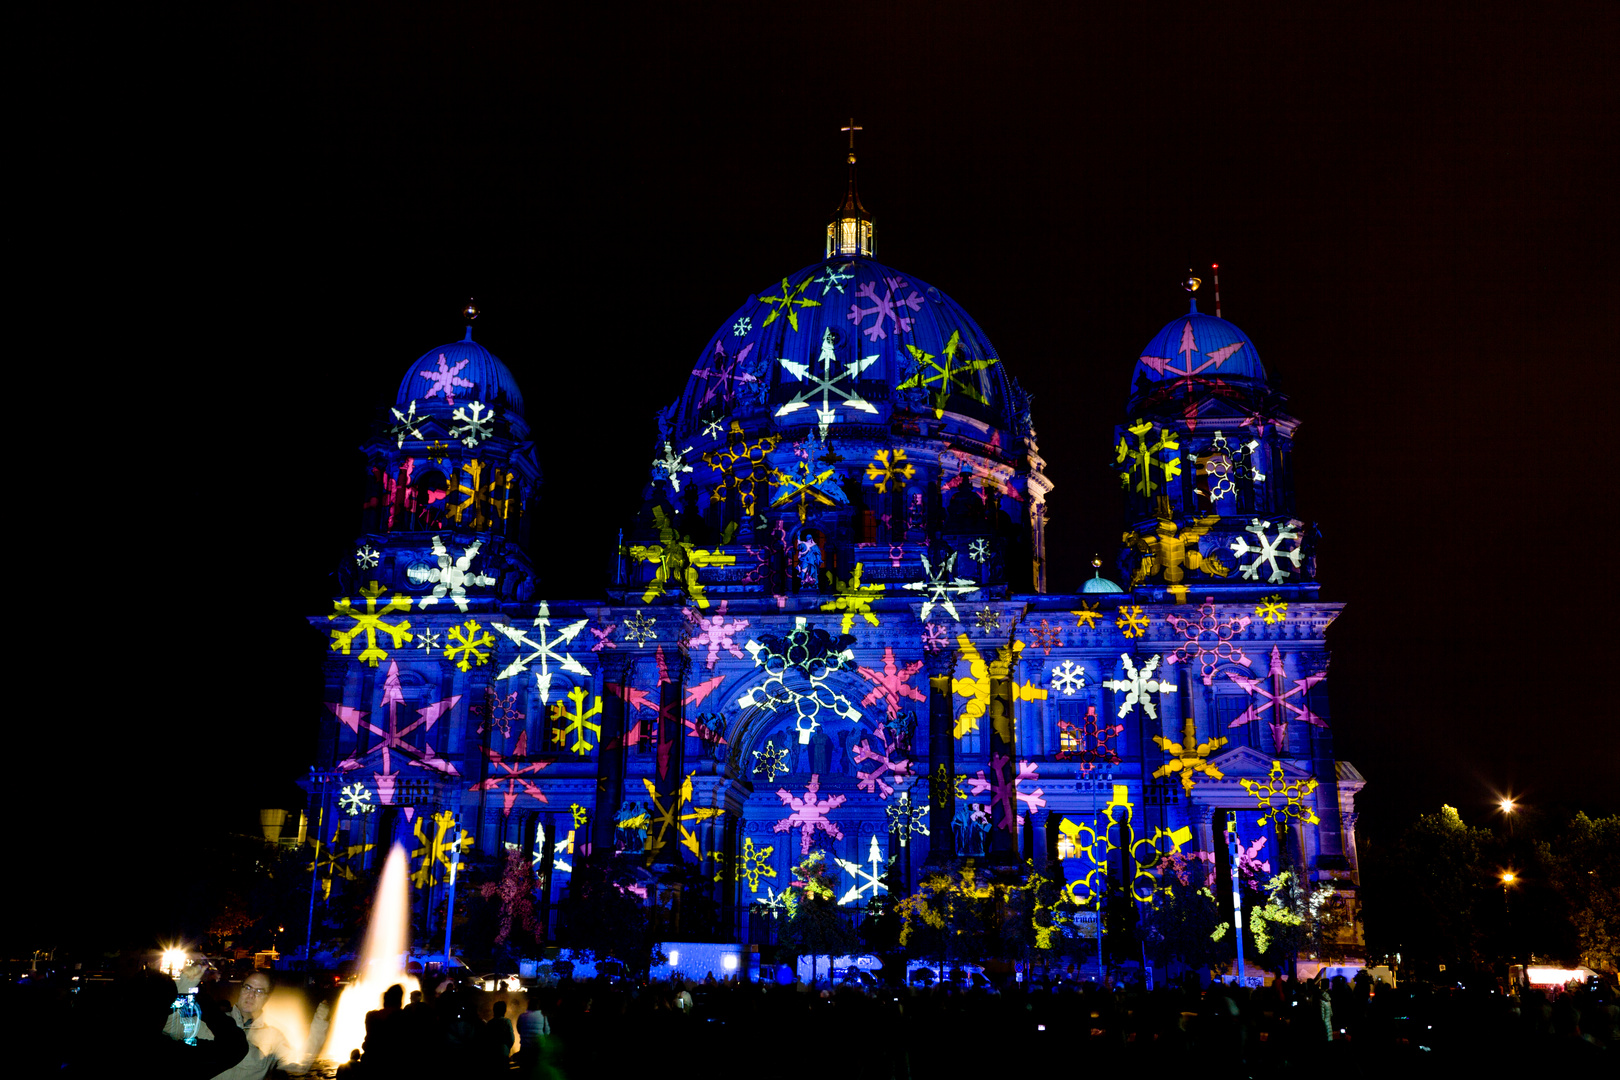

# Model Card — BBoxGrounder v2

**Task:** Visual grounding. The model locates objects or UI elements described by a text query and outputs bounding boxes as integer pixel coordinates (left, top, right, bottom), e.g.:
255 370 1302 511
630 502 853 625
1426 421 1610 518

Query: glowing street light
1499 798 1516 814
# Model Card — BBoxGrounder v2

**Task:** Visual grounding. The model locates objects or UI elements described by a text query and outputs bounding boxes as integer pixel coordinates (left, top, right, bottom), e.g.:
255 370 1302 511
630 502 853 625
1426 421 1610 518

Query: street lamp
1499 798 1515 814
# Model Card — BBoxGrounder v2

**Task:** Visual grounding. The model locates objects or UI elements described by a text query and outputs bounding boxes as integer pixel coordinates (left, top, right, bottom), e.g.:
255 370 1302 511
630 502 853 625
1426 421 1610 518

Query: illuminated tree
478 847 540 947
780 851 860 984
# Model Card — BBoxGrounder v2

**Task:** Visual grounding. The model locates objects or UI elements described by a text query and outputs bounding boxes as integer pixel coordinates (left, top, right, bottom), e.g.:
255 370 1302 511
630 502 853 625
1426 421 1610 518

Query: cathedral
307 151 1364 977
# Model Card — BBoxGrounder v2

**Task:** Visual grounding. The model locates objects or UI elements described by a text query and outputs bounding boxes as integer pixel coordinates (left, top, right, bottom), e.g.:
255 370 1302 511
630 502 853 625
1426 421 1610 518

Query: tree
1536 813 1620 973
1141 874 1229 974
478 848 540 947
559 858 660 973
780 851 861 984
1370 804 1496 974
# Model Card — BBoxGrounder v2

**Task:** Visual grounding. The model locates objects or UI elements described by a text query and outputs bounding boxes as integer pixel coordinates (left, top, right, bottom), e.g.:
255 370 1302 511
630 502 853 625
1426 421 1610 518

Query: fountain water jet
318 842 419 1064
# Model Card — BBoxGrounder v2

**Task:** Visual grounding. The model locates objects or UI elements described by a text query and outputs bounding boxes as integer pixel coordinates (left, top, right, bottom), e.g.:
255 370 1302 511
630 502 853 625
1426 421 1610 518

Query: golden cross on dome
841 117 862 162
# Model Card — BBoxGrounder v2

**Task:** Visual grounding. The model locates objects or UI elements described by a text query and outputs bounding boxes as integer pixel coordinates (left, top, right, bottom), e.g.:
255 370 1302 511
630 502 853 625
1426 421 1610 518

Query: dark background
28 2 1615 948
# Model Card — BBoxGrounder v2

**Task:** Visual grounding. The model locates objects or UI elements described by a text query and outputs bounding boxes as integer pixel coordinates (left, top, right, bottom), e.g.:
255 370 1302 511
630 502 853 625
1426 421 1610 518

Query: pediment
1205 745 1311 779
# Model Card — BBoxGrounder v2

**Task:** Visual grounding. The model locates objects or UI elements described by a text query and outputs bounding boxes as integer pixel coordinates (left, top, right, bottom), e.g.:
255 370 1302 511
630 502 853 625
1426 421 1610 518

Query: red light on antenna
1212 263 1219 269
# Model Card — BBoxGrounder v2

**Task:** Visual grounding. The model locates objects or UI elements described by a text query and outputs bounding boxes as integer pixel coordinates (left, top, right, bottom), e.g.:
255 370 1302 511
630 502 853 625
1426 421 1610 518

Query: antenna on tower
1211 265 1221 318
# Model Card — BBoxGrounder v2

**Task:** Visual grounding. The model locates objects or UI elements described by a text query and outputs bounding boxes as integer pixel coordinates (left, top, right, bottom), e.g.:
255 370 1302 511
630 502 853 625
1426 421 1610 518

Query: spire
827 117 873 258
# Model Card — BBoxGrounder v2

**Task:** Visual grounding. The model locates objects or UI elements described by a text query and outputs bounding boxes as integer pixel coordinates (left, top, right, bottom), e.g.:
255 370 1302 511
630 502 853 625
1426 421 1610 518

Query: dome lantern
826 118 873 258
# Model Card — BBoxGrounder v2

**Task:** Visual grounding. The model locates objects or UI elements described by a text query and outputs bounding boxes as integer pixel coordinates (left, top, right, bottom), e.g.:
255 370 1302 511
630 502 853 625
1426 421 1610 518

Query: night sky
38 2 1616 942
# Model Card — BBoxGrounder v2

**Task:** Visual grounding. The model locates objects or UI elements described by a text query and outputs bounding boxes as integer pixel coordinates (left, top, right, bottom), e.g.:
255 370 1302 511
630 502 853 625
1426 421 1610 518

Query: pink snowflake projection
692 340 758 409
1158 849 1217 888
1226 645 1328 751
418 352 474 405
921 622 950 654
685 711 727 747
1026 618 1063 656
855 647 925 720
847 275 924 341
330 581 414 667
685 602 749 670
1164 597 1251 685
492 600 590 705
413 535 496 612
1056 706 1124 773
851 721 913 798
329 661 460 803
470 731 550 813
774 774 846 854
1137 320 1246 397
968 755 1045 831
589 622 617 651
363 458 424 531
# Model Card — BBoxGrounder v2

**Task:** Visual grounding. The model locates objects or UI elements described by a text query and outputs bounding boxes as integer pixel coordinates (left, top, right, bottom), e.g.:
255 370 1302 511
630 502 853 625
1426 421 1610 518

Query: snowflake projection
921 622 950 653
470 731 550 813
632 772 724 860
887 793 929 847
1101 653 1175 719
355 545 380 569
338 783 375 816
951 635 1047 739
865 448 915 493
427 440 451 463
1254 594 1289 624
967 754 1046 831
835 835 892 906
758 274 823 332
847 275 924 341
1170 834 1271 888
449 401 496 447
1027 618 1062 656
473 687 522 738
411 536 496 612
931 764 969 808
623 610 657 647
776 327 880 434
774 775 846 855
1152 717 1229 795
851 721 913 798
1124 502 1230 602
1050 660 1087 695
589 622 617 651
737 837 776 893
755 886 791 920
855 648 925 721
752 739 789 783
685 601 749 669
651 440 694 493
1109 606 1148 640
821 563 884 634
1056 707 1124 773
625 506 736 609
813 261 855 295
967 538 991 565
418 353 474 405
1128 823 1196 903
736 619 862 744
311 828 374 901
414 629 444 653
895 330 998 418
1164 597 1252 685
732 315 752 336
330 662 461 795
1056 810 1112 905
768 440 848 523
1196 431 1265 501
1071 602 1104 630
1115 419 1182 496
447 459 515 531
442 619 495 671
1139 320 1247 398
492 600 591 704
974 607 1002 633
410 810 473 889
363 458 422 531
548 686 604 756
386 400 425 447
692 341 759 410
1227 645 1328 752
1242 761 1321 831
685 710 728 748
1229 518 1305 584
702 414 725 439
329 581 414 666
902 550 979 623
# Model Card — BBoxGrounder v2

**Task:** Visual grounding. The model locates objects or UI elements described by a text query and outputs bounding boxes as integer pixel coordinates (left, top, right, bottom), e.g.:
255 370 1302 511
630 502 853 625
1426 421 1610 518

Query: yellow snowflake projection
895 330 998 418
931 763 968 808
448 459 515 530
1130 824 1195 903
444 619 495 671
757 274 822 332
769 454 844 523
570 803 589 828
310 829 374 901
950 635 1047 739
1242 761 1321 831
329 581 414 666
737 836 776 893
622 773 724 861
1122 497 1230 603
1057 785 1189 904
704 424 780 518
1254 594 1289 624
865 448 915 493
1116 419 1182 496
1057 814 1110 905
548 686 604 756
1115 605 1150 639
1071 602 1104 630
410 810 473 889
821 562 884 633
1152 717 1229 795
625 506 736 609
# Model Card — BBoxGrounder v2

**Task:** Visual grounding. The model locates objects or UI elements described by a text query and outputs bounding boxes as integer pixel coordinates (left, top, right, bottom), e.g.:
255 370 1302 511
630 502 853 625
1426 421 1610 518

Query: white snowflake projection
418 353 473 405
1164 597 1252 685
887 793 929 847
968 538 991 564
449 401 496 447
702 415 725 439
821 562 884 634
774 774 846 854
902 551 980 623
756 886 791 919
1254 594 1289 624
493 600 591 704
921 622 950 654
651 440 694 492
338 783 375 816
1194 430 1264 501
895 330 997 418
410 810 473 889
758 274 822 332
1226 645 1328 752
623 610 657 647
835 835 892 906
736 619 862 744
1050 660 1087 695
732 315 752 336
775 327 879 434
812 261 854 295
386 400 426 448
865 448 915 493
443 620 495 671
951 635 1047 739
752 739 789 782
851 721 913 798
1116 419 1182 496
1229 518 1305 583
974 606 1002 633
548 686 604 756
847 275 924 341
329 661 460 799
355 544 380 569
685 602 749 670
412 535 496 612
470 731 550 813
1101 653 1175 720
414 628 443 654
738 837 776 893
855 648 925 721
329 581 414 667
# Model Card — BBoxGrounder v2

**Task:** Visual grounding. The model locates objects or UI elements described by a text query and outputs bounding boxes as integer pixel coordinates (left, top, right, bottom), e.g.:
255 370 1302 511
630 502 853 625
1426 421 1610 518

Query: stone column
591 653 631 862
924 648 959 866
650 647 687 869
986 652 1020 868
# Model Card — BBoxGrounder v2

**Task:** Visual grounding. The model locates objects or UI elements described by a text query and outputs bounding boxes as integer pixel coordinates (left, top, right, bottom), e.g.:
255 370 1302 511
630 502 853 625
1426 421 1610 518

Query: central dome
671 257 1020 439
